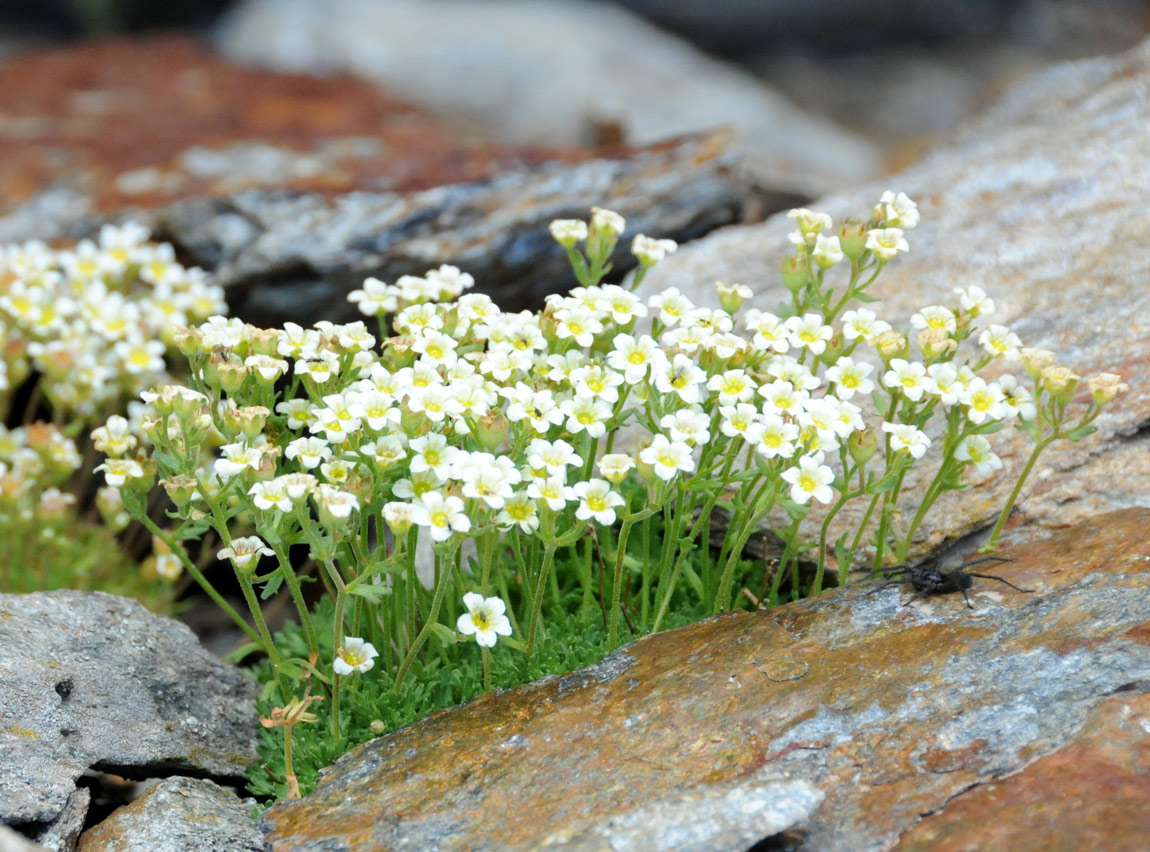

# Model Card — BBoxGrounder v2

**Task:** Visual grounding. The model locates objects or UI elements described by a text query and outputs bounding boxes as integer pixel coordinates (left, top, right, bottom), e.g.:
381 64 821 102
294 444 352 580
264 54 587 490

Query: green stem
394 544 456 691
984 436 1052 551
525 543 558 660
608 518 634 648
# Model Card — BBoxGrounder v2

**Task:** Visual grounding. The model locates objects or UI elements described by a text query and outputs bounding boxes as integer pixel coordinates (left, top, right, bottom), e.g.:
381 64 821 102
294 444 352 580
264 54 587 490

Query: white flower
600 285 647 324
91 415 137 457
882 422 931 459
780 455 836 505
573 478 625 525
245 354 290 382
825 357 875 400
549 219 588 247
316 485 360 519
597 453 636 484
784 313 834 355
910 305 956 334
632 234 678 266
459 457 519 510
457 593 513 648
883 359 933 402
787 208 832 234
926 363 964 406
998 374 1036 421
559 395 612 439
659 408 711 447
248 480 292 513
411 491 471 541
217 536 274 570
647 288 694 328
707 369 756 406
334 637 378 675
555 307 603 348
759 380 808 416
590 206 626 238
879 191 920 229
743 309 790 354
526 475 575 510
409 433 460 480
719 403 763 442
962 378 1007 425
496 492 540 533
348 276 398 315
95 458 144 488
841 308 891 342
865 228 909 260
978 325 1022 361
286 436 332 470
955 435 1003 478
639 434 695 481
652 354 705 404
214 442 264 478
955 285 994 316
569 364 624 403
812 234 843 268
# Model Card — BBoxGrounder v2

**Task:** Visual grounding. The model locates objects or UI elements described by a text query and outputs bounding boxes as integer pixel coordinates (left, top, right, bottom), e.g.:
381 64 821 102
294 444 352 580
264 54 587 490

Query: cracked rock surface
261 509 1150 852
0 591 258 828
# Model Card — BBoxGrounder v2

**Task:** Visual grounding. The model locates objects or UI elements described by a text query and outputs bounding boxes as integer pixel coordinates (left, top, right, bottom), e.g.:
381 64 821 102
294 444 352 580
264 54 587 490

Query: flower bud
781 253 810 292
873 330 909 360
848 428 879 465
474 410 509 452
916 328 957 360
598 453 636 485
172 326 203 358
161 474 200 508
216 358 248 395
1040 365 1080 403
549 219 588 248
837 219 868 260
716 281 751 314
1020 348 1056 381
1085 372 1128 405
812 234 843 269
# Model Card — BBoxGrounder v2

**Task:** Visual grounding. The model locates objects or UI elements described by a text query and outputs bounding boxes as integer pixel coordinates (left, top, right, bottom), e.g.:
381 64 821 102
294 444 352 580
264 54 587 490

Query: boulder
261 508 1150 851
633 36 1150 559
76 778 266 852
0 591 258 828
216 0 882 185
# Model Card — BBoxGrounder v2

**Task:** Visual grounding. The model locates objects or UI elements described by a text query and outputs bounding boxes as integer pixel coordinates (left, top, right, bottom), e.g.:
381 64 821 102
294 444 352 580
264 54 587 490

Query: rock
260 508 1150 851
633 36 1150 560
32 787 89 852
76 778 267 852
157 130 760 324
216 0 882 185
0 591 259 828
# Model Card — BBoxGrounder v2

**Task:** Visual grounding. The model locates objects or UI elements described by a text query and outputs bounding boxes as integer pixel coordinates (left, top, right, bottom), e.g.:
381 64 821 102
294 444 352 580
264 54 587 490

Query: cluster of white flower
0 223 225 417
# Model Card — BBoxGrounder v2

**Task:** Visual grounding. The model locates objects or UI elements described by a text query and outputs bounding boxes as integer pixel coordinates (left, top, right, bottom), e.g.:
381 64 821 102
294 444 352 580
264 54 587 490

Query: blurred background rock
1 0 1146 178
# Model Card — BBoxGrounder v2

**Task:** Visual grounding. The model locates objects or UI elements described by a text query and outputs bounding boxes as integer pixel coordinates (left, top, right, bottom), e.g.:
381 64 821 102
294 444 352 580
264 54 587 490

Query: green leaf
852 291 879 303
225 641 262 664
780 499 810 523
347 582 392 602
259 573 285 599
870 471 901 494
1063 425 1097 441
1016 418 1041 440
431 622 459 647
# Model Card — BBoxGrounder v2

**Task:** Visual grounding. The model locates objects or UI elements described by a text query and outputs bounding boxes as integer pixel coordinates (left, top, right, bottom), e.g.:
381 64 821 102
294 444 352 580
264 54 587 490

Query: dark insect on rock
870 555 1034 608
55 677 74 700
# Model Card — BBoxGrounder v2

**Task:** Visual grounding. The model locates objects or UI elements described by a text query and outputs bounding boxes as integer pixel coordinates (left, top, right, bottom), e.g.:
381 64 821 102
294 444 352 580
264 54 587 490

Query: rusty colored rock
262 508 1150 852
0 36 634 219
893 692 1150 852
635 36 1150 559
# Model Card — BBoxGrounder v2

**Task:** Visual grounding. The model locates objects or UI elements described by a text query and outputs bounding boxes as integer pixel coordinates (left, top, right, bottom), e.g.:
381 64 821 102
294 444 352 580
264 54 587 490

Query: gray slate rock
0 592 259 827
633 37 1150 559
75 778 267 852
33 787 89 852
156 131 764 325
216 0 881 185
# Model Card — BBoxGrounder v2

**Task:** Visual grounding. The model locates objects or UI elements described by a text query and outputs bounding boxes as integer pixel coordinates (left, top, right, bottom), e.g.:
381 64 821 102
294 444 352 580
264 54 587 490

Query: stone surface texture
76 778 267 852
0 591 259 827
157 130 755 325
0 36 590 227
217 0 881 184
32 787 89 852
261 508 1150 851
634 37 1150 561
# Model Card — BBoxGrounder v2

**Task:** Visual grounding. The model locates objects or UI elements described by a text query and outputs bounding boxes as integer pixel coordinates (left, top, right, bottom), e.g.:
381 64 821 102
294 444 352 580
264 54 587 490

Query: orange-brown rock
262 508 1150 852
0 36 597 214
